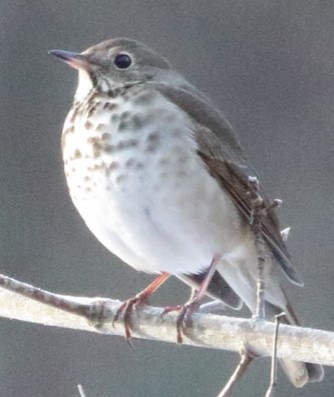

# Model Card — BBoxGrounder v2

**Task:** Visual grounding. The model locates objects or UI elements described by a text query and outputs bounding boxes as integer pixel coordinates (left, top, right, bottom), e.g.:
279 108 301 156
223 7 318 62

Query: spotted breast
62 83 242 275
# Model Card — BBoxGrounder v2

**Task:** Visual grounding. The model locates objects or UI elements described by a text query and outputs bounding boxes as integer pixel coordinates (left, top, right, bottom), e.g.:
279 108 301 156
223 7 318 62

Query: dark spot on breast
96 123 106 132
107 88 122 98
103 102 117 110
69 110 77 124
134 91 155 105
130 114 144 129
92 142 102 157
147 132 159 143
115 174 127 184
120 111 131 120
117 139 138 150
63 125 75 135
101 132 111 141
109 161 119 171
87 104 97 117
85 120 93 129
128 112 153 131
87 136 99 144
145 132 160 152
105 144 115 153
91 162 107 171
117 141 126 150
125 158 136 168
111 113 120 123
73 149 82 159
118 120 127 132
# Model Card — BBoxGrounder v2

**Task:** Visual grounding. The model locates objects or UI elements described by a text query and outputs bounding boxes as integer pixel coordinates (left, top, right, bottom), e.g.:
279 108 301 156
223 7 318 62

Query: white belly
62 88 246 275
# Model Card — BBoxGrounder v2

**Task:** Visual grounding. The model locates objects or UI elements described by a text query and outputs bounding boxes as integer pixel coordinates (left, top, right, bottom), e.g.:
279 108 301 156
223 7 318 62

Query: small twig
216 352 254 397
264 313 285 397
254 256 266 321
280 227 290 242
248 176 267 320
78 384 86 397
248 177 283 321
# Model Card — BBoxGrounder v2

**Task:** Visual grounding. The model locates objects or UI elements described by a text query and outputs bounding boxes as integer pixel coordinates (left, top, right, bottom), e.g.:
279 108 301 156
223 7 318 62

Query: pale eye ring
114 53 132 69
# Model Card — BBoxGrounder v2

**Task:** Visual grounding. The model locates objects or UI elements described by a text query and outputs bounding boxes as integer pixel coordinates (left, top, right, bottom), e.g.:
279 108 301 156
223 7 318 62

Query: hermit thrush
49 38 323 387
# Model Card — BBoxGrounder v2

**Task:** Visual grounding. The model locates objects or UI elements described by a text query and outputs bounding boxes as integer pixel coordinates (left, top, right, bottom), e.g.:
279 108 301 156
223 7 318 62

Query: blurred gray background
0 1 333 396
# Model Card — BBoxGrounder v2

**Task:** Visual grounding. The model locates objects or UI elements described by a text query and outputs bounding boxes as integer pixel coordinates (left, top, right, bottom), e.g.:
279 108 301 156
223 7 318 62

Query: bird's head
49 38 187 101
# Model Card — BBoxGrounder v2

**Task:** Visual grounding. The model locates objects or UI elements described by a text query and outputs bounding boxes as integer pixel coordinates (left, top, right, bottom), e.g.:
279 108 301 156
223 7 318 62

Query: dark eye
114 53 132 69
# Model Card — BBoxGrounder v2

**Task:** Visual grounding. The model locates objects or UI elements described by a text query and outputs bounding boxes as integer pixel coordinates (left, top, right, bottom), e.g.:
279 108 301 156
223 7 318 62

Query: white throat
75 70 93 101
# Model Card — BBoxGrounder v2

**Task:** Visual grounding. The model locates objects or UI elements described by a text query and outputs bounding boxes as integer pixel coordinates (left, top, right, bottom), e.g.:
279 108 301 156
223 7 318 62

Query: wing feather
152 82 303 286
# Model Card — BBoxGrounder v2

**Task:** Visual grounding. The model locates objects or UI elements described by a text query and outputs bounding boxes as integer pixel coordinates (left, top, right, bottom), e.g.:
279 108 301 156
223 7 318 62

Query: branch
0 274 333 366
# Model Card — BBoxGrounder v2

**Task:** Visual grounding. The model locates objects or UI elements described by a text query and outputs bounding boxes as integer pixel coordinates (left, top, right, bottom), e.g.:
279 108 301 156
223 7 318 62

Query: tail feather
279 358 324 387
305 362 324 383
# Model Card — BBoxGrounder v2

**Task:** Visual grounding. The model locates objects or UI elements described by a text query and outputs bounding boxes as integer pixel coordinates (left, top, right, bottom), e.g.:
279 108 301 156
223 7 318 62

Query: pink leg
175 255 220 343
114 272 170 339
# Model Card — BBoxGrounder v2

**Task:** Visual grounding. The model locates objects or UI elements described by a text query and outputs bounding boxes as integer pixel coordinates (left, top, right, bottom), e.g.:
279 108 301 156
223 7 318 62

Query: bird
49 38 323 387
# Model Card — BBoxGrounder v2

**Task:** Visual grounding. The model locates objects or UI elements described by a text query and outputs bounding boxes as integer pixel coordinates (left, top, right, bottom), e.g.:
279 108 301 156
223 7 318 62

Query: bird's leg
113 272 170 339
175 255 220 343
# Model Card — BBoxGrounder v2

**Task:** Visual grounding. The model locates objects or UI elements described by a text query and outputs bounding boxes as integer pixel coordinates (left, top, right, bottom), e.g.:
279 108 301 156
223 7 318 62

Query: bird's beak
48 49 90 71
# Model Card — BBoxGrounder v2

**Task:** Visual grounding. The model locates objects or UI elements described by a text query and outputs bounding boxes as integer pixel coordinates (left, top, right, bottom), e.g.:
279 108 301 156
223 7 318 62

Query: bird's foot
161 304 182 316
175 300 200 344
113 294 146 340
162 301 200 343
113 272 170 341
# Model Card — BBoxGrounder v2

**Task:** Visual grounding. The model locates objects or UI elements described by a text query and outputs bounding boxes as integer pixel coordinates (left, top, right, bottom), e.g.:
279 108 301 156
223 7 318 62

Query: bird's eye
114 53 132 69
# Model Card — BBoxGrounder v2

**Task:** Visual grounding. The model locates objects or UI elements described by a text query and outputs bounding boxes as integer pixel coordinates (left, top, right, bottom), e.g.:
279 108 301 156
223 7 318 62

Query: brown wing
152 82 303 286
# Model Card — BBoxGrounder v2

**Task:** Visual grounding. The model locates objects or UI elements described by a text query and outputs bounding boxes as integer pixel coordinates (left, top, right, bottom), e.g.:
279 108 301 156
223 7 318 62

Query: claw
113 296 142 340
176 301 200 343
161 304 182 318
112 272 170 340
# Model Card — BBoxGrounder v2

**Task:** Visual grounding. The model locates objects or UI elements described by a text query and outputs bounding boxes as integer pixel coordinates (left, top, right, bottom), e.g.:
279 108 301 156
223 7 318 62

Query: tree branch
0 273 332 366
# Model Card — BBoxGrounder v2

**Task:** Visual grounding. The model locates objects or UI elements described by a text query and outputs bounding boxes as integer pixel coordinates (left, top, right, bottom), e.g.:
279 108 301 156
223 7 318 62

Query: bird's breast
61 86 243 274
62 86 197 201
